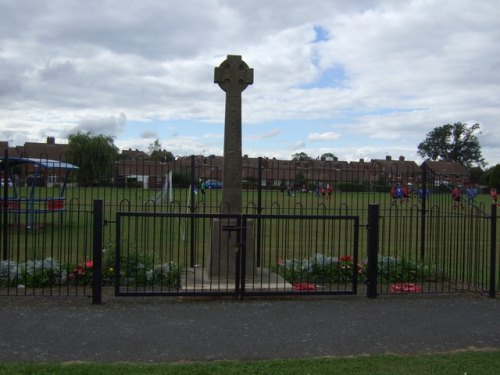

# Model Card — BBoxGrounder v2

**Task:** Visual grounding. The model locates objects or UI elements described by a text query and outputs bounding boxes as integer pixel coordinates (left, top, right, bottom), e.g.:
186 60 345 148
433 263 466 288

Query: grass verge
0 350 499 375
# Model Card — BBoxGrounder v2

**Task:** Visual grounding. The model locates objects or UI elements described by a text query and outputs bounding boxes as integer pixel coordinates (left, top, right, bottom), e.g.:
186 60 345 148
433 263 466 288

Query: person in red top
491 188 498 204
326 184 333 200
451 186 464 209
390 185 397 205
403 185 410 203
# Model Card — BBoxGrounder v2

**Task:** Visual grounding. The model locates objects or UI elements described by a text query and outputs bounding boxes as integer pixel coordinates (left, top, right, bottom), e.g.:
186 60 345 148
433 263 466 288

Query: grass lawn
0 351 499 374
2 186 499 293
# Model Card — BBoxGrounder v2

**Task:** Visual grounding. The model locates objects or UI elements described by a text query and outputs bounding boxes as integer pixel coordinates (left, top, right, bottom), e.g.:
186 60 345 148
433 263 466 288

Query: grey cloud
140 131 158 139
291 141 306 150
39 60 78 82
67 113 127 136
0 0 499 163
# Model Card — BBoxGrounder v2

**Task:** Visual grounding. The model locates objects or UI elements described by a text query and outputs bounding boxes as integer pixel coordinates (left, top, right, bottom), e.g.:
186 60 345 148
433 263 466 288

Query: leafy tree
67 132 118 186
148 139 162 155
417 122 486 168
468 166 484 185
294 171 306 188
485 164 500 189
321 152 336 161
291 152 311 161
148 139 174 162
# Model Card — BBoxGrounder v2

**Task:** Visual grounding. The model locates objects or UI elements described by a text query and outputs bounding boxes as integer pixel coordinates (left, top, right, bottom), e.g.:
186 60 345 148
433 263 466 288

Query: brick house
371 155 421 185
421 160 470 187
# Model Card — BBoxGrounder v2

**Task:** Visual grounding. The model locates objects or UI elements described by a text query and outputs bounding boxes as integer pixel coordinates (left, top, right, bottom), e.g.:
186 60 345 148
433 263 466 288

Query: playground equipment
1 157 78 228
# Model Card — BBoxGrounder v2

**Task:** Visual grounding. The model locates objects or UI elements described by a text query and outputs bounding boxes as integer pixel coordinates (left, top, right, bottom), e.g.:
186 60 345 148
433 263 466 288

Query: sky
1 0 499 165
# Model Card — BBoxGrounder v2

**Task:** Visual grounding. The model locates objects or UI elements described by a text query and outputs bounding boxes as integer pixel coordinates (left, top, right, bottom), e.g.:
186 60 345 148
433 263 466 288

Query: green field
2 185 499 294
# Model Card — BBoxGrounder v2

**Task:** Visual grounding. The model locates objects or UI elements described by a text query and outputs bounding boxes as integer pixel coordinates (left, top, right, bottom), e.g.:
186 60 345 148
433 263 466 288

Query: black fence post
92 199 103 304
490 203 497 298
2 149 9 260
366 203 379 299
239 215 246 299
256 157 262 267
190 155 196 267
420 163 427 260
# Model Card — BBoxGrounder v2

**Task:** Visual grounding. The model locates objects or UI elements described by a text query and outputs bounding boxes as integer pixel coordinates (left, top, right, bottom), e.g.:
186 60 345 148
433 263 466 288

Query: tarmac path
0 294 498 363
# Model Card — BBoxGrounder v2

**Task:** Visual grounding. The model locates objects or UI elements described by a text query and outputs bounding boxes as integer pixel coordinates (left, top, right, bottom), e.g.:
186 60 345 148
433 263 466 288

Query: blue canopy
0 157 78 170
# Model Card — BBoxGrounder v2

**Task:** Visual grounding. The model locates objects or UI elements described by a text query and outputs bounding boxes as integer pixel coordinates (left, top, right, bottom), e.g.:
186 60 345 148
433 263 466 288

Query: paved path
0 294 499 363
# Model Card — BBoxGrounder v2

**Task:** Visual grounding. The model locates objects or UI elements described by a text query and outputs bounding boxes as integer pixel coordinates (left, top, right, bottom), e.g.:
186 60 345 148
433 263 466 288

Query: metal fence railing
1 153 498 299
114 212 360 298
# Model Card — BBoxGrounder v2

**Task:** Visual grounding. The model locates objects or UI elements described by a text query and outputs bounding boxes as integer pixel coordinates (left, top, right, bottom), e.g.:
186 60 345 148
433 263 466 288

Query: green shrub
377 256 440 282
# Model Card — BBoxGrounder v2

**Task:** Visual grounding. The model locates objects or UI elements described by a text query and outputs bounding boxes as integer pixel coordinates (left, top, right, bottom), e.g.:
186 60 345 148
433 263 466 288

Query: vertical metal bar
234 217 241 298
352 216 359 294
366 203 379 298
256 157 262 267
115 213 121 297
489 204 497 298
2 149 9 260
420 163 427 260
190 155 196 267
92 199 103 304
239 215 246 299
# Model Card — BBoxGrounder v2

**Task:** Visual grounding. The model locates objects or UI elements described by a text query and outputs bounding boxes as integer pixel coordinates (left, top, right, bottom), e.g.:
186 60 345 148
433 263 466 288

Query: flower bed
0 253 181 289
102 248 181 288
276 253 441 291
0 258 66 288
276 253 366 286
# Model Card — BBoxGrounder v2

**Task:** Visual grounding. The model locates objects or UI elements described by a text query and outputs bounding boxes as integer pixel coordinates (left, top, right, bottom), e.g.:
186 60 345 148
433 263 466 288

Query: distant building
422 160 470 186
0 137 477 189
11 137 69 161
371 155 421 185
121 148 148 160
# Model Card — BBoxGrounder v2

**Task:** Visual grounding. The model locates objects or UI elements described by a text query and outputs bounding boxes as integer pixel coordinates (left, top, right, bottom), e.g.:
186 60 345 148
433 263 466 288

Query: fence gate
114 212 360 297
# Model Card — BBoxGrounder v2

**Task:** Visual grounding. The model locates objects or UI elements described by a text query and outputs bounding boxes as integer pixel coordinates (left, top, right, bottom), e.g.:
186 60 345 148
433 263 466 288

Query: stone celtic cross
214 55 253 214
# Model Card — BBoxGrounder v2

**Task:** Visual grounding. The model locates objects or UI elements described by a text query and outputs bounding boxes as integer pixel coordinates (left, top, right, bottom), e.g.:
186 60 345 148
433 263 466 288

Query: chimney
399 156 405 161
359 158 364 163
386 155 392 161
47 136 55 145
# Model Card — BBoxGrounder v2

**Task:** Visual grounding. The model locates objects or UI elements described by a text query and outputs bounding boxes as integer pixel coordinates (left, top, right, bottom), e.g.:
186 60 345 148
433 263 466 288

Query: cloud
308 131 341 142
0 1 499 164
203 133 223 139
67 113 127 137
140 131 158 139
246 129 282 141
291 141 306 151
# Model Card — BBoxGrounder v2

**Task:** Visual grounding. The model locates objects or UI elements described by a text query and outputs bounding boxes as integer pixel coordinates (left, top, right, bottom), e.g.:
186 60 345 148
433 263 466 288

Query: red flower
292 282 316 291
390 283 422 293
84 260 93 269
339 255 353 262
69 265 86 279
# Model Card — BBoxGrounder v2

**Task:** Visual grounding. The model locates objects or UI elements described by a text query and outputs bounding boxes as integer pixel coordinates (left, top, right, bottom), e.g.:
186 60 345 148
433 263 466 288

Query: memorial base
181 267 293 292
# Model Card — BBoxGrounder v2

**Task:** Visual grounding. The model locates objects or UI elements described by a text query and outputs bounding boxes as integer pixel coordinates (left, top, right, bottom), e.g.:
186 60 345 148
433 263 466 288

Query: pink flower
84 260 93 269
277 258 285 266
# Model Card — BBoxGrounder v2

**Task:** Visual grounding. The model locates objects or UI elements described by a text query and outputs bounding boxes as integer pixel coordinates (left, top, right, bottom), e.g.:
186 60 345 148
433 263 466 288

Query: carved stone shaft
214 55 253 214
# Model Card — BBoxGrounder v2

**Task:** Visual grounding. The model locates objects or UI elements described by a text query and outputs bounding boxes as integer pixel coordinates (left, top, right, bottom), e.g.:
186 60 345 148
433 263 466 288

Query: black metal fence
0 153 498 299
114 212 360 297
